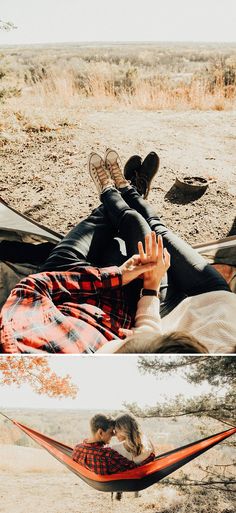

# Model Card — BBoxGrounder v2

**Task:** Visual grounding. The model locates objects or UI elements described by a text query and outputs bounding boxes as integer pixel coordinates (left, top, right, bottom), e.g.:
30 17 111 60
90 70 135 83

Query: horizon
1 40 236 48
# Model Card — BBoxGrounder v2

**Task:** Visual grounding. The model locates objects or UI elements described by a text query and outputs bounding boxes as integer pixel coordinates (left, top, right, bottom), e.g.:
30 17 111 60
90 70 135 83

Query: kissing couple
72 413 155 474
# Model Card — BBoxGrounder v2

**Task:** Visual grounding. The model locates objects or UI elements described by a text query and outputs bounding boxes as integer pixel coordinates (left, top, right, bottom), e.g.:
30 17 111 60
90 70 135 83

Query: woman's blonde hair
116 331 208 354
155 332 208 353
115 414 143 457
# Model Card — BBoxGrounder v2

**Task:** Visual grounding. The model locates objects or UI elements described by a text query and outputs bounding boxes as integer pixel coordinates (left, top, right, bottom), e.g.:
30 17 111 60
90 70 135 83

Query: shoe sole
88 153 109 194
124 155 142 181
104 148 126 187
104 148 121 169
139 152 160 199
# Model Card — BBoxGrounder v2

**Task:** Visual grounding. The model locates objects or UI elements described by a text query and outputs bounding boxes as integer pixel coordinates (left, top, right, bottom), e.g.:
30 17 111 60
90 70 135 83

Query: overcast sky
0 0 236 45
0 356 213 411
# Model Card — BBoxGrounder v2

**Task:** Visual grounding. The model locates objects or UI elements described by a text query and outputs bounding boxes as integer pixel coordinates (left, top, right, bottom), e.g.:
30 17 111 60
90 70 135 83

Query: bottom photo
0 355 235 513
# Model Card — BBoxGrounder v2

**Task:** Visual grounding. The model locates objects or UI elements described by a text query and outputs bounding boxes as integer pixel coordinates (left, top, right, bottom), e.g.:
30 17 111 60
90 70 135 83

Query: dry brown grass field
0 408 235 513
1 42 236 111
0 42 236 244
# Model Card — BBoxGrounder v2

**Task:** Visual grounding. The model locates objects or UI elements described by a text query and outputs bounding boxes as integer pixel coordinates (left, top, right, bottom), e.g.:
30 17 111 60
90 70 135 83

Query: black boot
115 491 123 501
136 151 160 199
124 152 159 198
124 154 142 184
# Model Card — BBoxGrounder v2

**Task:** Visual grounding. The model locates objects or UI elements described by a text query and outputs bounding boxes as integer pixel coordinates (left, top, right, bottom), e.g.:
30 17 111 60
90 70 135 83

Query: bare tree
0 20 17 31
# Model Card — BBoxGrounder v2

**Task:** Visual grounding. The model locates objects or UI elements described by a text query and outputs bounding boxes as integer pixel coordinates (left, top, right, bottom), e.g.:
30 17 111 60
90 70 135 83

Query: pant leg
40 205 115 272
101 187 151 257
121 187 230 297
101 187 152 316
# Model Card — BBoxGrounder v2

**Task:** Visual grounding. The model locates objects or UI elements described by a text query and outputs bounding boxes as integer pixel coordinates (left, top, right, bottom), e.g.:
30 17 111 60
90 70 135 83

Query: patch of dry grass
16 60 236 111
0 43 236 135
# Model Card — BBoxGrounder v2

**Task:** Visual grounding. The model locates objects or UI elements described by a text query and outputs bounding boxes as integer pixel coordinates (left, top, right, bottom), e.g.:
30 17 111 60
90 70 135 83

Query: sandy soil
1 471 175 513
0 445 65 473
1 110 236 245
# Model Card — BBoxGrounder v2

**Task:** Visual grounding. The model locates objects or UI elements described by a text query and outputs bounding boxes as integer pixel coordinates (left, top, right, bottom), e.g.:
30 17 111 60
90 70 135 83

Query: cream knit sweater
97 290 236 354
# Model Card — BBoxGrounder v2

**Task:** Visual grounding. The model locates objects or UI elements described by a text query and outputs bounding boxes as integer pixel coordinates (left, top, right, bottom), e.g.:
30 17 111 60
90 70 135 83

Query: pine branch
159 477 236 492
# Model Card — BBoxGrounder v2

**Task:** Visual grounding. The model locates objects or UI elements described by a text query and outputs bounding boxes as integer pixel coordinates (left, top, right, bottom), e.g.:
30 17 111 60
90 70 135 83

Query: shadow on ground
164 184 207 205
227 217 236 236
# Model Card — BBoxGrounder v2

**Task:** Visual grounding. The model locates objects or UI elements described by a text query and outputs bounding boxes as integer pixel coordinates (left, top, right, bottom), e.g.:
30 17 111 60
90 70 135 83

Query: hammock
2 413 236 492
0 197 236 310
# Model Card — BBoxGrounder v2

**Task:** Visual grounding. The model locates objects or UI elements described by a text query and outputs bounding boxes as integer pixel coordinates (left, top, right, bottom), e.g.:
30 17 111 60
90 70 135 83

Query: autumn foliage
0 357 78 398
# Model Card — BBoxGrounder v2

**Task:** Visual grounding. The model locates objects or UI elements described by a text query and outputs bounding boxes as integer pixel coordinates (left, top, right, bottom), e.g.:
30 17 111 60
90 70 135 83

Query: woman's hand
119 254 156 286
118 327 134 338
138 232 170 290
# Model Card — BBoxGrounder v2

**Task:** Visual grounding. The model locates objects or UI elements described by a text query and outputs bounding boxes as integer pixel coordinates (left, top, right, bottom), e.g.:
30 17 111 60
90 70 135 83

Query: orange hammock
2 413 235 492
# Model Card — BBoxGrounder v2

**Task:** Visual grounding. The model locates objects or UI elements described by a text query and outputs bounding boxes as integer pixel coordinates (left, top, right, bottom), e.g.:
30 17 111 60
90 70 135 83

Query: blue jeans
41 186 229 317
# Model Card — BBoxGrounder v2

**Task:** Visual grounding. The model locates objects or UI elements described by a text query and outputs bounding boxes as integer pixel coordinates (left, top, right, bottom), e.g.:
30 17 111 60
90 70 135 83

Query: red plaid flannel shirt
0 265 132 354
72 440 155 474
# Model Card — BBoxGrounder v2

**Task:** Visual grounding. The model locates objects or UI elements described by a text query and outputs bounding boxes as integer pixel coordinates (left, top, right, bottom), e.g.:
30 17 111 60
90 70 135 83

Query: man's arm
0 261 119 311
71 444 136 475
0 266 123 353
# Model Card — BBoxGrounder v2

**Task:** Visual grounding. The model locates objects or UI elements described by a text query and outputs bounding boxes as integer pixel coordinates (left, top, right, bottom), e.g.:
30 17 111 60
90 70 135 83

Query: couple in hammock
72 413 154 474
1 149 235 354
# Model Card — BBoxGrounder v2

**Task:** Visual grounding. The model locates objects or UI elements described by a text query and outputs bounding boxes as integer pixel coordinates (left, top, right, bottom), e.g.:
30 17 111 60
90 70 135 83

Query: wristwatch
140 288 159 298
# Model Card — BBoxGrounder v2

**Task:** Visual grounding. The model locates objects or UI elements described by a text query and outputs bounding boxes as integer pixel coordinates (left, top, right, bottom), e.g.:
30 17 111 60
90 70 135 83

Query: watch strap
140 288 159 298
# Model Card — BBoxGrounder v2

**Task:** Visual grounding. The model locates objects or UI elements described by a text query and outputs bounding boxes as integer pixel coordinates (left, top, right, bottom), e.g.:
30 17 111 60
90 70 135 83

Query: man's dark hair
90 414 114 433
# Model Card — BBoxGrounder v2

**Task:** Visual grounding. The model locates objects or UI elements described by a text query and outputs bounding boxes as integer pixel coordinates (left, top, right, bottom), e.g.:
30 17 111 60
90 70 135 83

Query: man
72 413 153 474
0 151 159 354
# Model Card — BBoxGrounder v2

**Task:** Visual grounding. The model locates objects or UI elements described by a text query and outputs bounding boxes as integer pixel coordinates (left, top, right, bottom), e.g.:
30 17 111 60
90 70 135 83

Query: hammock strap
1 412 235 493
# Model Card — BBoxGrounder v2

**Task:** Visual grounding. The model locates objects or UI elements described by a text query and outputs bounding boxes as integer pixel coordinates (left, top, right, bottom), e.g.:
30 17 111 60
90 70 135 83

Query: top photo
0 0 235 354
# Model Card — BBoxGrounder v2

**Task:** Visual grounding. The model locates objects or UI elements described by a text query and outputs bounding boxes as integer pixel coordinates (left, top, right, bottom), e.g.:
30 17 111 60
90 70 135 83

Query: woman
90 149 236 354
109 413 155 501
110 414 155 464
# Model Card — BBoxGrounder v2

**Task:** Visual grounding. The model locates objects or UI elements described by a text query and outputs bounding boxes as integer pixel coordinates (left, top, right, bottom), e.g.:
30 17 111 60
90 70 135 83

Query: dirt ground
1 109 236 245
0 471 181 513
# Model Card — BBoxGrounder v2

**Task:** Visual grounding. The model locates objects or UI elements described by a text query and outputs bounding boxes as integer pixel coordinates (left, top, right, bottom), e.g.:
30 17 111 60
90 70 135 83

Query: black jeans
41 187 150 271
121 187 230 315
41 186 229 317
41 187 150 316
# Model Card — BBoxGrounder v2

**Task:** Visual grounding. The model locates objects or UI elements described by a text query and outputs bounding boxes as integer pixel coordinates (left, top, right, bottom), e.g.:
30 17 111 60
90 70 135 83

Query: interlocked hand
119 254 156 286
138 232 170 290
